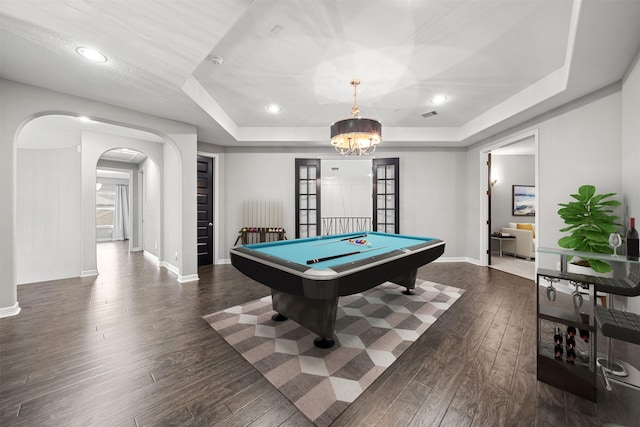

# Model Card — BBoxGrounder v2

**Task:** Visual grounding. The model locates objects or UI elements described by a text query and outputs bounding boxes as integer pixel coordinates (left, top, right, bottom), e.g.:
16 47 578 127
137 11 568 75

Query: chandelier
330 79 382 156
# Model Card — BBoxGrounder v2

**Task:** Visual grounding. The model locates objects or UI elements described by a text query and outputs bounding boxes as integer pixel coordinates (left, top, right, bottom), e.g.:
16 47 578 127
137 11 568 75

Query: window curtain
113 184 130 240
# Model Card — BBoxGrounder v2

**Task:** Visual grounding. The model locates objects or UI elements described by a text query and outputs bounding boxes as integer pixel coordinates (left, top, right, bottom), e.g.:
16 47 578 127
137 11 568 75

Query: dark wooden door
197 156 214 266
487 153 493 266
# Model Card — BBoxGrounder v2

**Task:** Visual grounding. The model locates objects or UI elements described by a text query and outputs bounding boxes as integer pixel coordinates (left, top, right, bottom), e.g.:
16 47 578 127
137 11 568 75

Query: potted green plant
557 184 621 273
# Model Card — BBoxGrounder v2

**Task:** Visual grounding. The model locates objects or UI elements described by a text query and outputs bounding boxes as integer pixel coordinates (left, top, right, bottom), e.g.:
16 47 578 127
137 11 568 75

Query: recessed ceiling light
76 47 107 63
77 115 92 122
266 104 282 114
430 95 448 105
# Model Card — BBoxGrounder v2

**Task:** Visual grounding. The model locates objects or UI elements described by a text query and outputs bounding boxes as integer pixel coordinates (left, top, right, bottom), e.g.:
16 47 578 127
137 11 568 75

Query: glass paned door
295 159 321 238
372 158 399 234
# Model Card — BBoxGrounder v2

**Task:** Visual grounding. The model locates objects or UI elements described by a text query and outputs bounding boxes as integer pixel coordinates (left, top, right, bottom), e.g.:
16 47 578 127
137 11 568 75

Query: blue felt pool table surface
241 232 438 270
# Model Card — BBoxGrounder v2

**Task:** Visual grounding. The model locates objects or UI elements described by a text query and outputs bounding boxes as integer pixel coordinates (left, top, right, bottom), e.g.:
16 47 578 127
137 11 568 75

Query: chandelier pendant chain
351 79 360 117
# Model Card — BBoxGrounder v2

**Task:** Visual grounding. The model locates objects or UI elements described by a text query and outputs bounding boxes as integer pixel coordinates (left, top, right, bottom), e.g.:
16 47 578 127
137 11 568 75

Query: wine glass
545 277 558 302
608 233 622 256
570 281 583 308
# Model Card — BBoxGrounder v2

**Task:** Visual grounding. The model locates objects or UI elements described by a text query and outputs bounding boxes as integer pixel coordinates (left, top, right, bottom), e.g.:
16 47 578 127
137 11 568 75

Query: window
96 188 115 227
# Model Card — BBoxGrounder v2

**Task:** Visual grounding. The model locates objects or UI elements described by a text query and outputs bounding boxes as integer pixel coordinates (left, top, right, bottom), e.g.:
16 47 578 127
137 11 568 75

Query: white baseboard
178 274 199 283
160 261 179 276
157 261 199 283
143 251 160 265
0 302 21 318
436 256 482 265
217 258 232 265
81 269 98 277
131 247 142 252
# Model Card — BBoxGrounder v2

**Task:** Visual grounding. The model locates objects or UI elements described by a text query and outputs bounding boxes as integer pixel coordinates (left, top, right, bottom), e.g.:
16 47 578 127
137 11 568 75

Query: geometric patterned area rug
203 280 464 426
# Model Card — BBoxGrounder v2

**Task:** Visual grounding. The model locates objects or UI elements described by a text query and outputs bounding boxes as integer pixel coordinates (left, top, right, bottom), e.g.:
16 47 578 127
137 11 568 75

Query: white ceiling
1 0 639 149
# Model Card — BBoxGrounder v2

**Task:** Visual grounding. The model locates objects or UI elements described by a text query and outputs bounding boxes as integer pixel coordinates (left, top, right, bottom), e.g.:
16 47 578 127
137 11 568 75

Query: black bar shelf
536 269 597 402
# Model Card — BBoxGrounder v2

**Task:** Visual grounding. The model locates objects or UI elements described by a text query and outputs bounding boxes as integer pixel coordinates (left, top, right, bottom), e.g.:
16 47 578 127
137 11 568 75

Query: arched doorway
15 114 175 284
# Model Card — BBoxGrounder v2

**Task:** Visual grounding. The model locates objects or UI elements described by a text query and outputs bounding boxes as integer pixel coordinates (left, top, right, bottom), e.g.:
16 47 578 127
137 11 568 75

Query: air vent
270 24 284 34
206 55 224 65
421 111 438 118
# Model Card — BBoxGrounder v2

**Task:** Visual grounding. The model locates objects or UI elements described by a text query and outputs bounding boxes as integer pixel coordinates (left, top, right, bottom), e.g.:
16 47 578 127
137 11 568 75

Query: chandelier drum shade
330 79 381 156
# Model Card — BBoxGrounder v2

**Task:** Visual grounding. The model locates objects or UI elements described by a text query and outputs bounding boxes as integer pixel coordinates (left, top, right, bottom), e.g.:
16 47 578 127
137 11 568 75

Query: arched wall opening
15 113 182 284
1 80 199 317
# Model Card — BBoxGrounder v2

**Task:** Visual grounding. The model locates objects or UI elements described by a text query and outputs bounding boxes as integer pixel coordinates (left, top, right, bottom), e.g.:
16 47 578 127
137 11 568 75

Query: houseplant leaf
557 185 621 273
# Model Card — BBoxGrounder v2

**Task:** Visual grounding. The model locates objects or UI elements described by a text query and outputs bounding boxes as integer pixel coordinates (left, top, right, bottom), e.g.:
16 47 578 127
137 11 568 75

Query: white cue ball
367 243 372 247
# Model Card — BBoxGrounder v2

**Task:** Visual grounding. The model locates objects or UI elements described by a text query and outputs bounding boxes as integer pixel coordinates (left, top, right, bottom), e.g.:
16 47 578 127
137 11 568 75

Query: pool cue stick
311 234 368 246
306 246 386 265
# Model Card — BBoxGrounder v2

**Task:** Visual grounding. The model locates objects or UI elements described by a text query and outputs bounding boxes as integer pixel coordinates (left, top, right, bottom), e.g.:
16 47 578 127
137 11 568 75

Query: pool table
229 231 445 348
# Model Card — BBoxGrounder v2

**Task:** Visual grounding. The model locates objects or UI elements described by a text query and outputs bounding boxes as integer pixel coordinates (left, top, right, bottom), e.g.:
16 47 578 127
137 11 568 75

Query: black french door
372 158 400 234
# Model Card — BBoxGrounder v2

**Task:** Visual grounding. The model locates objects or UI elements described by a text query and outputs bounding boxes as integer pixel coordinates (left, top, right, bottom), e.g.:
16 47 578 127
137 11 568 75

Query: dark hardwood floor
1 241 638 426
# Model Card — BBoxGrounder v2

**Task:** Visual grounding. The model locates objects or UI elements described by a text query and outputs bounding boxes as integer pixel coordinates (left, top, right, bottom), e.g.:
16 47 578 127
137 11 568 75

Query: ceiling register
330 79 382 156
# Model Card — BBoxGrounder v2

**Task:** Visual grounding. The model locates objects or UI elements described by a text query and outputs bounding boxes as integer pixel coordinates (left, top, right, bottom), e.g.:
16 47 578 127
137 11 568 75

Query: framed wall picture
512 185 535 216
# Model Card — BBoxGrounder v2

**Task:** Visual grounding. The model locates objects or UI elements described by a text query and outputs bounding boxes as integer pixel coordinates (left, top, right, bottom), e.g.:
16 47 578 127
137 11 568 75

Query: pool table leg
314 337 335 348
272 313 288 321
392 269 418 295
271 289 338 348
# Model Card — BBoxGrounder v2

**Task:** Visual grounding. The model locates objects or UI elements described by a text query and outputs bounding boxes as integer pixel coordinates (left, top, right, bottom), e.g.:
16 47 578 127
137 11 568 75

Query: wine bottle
579 328 590 343
627 217 639 261
554 326 563 345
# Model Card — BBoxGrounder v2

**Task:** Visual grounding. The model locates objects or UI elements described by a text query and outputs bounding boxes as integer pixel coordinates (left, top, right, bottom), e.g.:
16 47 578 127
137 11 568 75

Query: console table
536 247 640 401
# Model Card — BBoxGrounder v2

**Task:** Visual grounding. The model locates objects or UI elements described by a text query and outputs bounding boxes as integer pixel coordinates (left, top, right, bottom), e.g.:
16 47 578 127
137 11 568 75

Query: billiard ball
367 243 372 247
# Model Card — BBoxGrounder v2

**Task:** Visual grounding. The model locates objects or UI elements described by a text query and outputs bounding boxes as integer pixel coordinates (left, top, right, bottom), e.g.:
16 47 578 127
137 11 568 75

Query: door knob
208 222 213 227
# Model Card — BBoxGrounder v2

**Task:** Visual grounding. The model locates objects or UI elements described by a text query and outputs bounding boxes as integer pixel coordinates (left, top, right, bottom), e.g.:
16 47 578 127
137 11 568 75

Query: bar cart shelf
536 267 598 401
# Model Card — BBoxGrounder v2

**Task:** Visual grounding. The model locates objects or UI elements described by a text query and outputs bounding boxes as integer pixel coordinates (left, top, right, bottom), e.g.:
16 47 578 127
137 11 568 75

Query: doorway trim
479 129 539 268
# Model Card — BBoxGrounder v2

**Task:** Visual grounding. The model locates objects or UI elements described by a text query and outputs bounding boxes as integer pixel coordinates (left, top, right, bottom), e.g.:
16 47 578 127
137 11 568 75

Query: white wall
163 142 182 272
223 151 297 254
16 146 82 284
321 159 372 219
536 92 623 270
397 150 467 256
141 157 161 257
621 54 640 314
